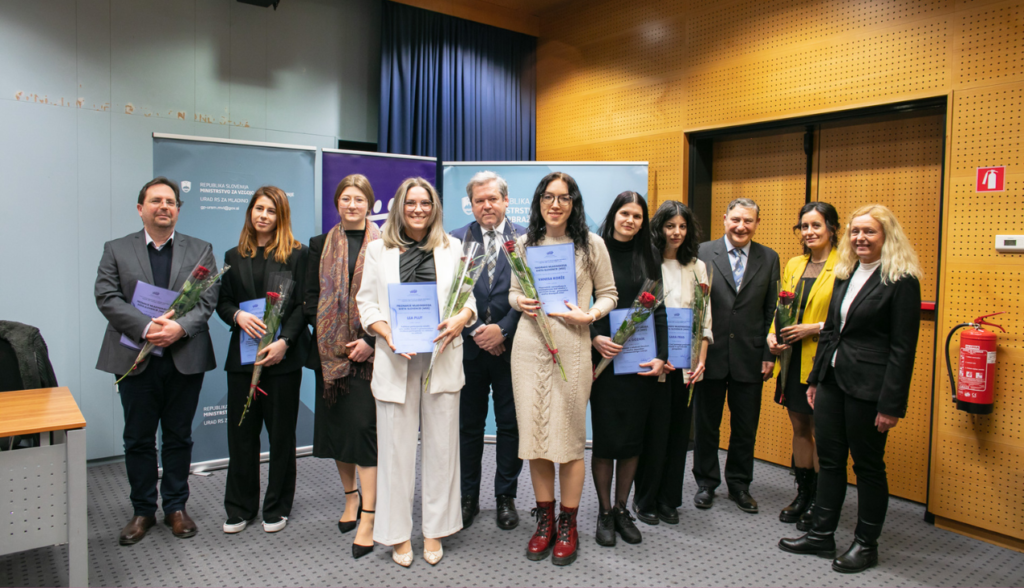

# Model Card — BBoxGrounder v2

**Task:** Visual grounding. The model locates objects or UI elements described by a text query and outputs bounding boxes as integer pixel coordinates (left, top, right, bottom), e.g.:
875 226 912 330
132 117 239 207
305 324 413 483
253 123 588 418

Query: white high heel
392 547 414 568
423 543 443 565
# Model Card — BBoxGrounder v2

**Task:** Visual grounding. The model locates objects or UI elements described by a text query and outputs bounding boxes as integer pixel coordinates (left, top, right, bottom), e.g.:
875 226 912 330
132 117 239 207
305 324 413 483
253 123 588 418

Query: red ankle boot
552 504 579 566
527 501 556 561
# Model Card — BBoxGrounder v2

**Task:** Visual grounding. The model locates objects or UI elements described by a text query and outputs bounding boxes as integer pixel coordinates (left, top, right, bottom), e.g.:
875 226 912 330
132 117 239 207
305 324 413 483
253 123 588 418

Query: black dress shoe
461 496 480 529
694 486 714 509
832 537 878 573
631 500 659 526
779 531 837 558
612 506 642 544
728 490 759 513
339 489 361 534
595 509 615 546
656 503 679 525
496 495 519 530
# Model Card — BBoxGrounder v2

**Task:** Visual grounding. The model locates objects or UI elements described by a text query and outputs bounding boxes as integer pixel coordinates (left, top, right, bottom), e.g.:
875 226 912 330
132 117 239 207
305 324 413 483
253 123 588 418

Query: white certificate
388 282 440 354
526 242 577 315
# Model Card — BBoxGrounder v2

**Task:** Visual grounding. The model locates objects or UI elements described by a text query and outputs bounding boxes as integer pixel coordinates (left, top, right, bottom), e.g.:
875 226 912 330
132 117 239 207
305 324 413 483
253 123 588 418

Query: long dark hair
599 191 660 280
525 172 592 266
651 200 702 266
793 201 840 255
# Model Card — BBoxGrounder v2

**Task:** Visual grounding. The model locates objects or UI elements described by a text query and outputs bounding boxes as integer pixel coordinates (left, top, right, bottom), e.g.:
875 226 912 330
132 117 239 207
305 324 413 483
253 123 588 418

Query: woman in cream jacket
356 177 476 568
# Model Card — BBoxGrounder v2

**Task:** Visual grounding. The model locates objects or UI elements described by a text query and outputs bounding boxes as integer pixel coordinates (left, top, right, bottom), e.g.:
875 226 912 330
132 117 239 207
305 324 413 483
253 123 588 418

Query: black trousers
118 354 204 517
460 352 522 499
635 370 692 510
692 376 762 493
225 369 302 521
815 369 890 540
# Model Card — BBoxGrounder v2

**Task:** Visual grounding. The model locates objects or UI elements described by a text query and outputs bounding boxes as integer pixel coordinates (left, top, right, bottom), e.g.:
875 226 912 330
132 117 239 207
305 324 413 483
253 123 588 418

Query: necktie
484 230 498 322
731 248 746 290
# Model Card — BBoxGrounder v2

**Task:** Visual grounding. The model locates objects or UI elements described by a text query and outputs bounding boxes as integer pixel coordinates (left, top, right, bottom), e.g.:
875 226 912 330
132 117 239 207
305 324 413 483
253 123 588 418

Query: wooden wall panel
536 0 1024 542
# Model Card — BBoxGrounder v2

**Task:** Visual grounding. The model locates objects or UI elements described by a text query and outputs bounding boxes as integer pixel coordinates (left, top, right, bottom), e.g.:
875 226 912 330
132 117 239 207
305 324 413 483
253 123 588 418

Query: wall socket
995 235 1024 253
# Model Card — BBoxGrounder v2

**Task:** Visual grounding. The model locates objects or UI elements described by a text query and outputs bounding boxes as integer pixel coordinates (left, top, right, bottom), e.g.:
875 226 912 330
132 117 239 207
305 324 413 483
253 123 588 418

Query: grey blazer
95 230 219 376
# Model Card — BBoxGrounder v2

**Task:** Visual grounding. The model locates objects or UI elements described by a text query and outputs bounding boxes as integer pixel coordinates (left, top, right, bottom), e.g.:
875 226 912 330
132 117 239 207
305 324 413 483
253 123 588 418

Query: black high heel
352 509 375 559
338 489 361 534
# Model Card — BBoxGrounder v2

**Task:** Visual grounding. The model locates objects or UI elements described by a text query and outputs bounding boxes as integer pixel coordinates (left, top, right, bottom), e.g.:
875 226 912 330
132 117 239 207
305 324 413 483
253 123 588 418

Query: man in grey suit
692 198 780 514
95 177 219 545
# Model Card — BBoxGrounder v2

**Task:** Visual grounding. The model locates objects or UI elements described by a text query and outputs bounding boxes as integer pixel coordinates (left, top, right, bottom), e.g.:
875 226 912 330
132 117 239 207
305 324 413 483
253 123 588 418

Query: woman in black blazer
779 204 921 574
215 186 309 535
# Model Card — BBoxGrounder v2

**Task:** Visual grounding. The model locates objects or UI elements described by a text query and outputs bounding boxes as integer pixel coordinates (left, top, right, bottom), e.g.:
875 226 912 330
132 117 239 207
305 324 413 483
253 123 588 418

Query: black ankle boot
595 509 615 546
780 468 815 523
833 536 878 573
778 505 838 558
612 506 642 544
796 498 815 531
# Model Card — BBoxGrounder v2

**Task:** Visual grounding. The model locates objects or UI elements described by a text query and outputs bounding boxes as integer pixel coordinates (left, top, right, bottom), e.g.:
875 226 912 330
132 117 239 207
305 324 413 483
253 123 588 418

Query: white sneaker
222 517 249 534
263 516 288 533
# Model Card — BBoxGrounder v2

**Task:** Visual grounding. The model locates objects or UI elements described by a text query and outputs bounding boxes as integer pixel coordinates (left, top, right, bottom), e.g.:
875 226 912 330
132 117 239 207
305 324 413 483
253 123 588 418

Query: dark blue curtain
378 1 536 162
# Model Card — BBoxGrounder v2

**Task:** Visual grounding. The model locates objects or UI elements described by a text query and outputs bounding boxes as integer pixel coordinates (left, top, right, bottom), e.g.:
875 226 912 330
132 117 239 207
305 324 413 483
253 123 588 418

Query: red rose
778 290 797 304
503 240 516 253
639 291 657 308
699 283 710 296
192 265 210 281
266 292 281 305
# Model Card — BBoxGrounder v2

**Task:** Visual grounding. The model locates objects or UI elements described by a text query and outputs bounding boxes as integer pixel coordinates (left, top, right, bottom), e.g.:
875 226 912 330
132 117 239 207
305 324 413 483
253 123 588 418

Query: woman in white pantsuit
355 177 476 568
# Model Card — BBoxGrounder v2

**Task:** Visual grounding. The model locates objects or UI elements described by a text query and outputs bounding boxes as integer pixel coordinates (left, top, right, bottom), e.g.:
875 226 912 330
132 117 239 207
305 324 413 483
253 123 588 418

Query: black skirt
774 336 812 415
312 369 377 467
590 369 662 459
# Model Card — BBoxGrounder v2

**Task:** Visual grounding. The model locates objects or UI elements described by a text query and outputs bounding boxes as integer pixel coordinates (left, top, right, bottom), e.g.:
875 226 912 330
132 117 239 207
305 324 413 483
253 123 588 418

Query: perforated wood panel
711 132 806 468
955 0 1024 88
687 17 951 127
929 81 1024 539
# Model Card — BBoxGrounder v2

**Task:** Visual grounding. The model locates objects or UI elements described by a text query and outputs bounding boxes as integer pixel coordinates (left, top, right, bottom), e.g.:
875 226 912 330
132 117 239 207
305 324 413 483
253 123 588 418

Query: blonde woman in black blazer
779 204 921 574
216 186 309 535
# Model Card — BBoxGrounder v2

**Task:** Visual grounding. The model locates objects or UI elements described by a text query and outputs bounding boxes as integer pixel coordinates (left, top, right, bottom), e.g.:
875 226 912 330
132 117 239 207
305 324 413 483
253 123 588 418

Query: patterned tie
484 230 498 322
731 248 746 290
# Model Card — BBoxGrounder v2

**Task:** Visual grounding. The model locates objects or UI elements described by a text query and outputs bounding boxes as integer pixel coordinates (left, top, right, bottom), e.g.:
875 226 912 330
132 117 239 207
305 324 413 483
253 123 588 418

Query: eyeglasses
540 193 572 205
338 196 367 206
405 200 433 211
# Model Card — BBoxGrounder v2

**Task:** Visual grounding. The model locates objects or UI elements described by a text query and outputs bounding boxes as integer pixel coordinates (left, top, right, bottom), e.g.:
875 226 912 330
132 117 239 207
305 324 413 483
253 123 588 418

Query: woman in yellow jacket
767 201 840 530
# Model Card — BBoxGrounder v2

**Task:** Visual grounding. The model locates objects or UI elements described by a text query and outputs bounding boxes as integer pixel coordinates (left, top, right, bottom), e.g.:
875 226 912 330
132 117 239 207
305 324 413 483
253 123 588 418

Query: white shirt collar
145 229 176 251
481 218 507 238
724 235 750 257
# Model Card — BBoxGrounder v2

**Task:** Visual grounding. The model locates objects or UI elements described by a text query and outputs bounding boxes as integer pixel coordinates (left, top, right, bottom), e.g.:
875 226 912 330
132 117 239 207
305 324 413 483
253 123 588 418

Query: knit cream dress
508 232 617 463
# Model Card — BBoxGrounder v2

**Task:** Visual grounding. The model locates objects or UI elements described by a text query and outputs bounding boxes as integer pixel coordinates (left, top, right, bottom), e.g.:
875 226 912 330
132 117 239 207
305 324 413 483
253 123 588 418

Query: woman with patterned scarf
305 174 381 559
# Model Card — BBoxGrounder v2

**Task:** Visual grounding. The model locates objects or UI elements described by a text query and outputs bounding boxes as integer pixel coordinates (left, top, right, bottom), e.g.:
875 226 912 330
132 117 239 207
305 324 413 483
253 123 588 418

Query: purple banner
322 150 437 233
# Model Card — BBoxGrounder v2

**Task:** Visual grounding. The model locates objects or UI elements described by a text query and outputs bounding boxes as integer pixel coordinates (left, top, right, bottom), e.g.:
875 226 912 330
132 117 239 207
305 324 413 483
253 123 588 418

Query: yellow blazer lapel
806 248 839 304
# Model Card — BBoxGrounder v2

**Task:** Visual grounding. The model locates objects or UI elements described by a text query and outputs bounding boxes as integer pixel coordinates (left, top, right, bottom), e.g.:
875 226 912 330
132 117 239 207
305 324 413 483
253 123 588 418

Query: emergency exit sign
977 166 1005 192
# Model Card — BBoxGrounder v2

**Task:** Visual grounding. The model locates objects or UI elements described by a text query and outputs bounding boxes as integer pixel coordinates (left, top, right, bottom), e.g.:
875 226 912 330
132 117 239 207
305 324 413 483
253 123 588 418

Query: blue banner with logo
153 135 316 465
322 150 437 233
442 161 649 440
442 162 649 233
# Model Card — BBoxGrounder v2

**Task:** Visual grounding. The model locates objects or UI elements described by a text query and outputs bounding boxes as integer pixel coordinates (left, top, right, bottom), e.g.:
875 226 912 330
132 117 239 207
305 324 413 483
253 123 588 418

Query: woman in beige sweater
509 172 617 566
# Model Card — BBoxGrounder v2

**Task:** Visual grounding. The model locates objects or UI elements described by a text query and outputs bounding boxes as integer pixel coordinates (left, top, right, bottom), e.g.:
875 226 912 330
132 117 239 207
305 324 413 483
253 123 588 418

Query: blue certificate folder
388 282 440 354
239 298 282 365
120 281 178 357
526 242 577 315
609 308 657 375
666 307 694 369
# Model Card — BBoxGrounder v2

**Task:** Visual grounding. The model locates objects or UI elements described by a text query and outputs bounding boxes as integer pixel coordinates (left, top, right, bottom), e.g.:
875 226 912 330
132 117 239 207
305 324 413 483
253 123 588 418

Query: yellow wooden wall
536 0 1024 545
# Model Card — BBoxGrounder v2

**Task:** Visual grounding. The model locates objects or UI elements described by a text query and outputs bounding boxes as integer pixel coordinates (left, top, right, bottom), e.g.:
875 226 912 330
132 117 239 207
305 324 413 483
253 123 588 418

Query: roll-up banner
442 161 649 440
322 149 437 233
441 162 649 233
153 133 317 467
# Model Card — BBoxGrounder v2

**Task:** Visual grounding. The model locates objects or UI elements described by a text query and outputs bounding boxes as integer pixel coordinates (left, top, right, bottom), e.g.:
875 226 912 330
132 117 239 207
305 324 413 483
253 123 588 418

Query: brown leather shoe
164 510 198 538
119 515 156 545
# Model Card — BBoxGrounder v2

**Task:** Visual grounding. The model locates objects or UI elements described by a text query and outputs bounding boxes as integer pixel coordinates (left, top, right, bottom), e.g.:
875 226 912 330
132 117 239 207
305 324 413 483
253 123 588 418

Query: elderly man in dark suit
692 198 780 514
450 171 525 530
95 177 219 545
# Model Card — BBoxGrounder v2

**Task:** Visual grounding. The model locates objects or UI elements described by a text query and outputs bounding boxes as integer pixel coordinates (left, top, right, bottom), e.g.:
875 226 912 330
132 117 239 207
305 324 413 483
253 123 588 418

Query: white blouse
832 259 881 367
662 257 714 343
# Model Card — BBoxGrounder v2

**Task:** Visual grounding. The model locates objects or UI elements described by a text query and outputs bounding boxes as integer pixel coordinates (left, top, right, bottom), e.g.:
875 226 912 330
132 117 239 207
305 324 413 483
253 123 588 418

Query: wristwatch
279 336 291 347
500 327 509 339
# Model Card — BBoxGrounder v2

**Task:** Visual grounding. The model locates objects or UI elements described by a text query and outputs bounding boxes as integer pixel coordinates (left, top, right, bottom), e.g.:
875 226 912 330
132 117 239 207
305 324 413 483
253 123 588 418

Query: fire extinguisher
944 312 1005 415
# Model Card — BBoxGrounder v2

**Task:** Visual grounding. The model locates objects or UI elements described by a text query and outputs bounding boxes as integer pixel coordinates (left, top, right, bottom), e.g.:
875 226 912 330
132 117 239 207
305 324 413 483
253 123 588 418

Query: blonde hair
835 204 923 284
238 186 301 263
381 177 449 250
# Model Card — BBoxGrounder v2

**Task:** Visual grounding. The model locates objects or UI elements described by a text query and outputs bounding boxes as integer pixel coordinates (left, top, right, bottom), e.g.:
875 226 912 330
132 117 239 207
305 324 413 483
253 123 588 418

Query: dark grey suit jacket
699 236 780 383
95 230 219 376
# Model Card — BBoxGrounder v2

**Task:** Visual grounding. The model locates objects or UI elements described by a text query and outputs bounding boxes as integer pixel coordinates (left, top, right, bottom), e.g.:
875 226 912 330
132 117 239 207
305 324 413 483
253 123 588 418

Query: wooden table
0 387 87 587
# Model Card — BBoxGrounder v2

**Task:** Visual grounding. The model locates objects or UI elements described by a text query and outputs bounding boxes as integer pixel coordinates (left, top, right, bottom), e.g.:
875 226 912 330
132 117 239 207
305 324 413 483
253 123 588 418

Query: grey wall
0 0 381 459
